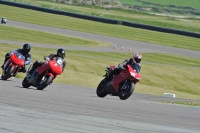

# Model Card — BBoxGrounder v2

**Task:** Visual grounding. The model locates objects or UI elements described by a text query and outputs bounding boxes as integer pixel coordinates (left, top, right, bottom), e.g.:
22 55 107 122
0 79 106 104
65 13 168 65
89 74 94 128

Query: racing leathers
28 54 66 74
106 58 141 81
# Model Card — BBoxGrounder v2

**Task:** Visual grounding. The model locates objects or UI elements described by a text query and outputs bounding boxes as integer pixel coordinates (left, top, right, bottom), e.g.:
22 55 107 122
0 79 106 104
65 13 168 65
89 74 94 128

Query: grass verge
7 0 200 33
0 5 200 51
160 100 200 107
0 25 109 47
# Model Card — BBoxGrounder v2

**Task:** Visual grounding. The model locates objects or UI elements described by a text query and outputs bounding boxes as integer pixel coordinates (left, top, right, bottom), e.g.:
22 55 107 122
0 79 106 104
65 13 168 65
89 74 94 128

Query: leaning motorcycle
1 17 6 24
96 64 141 100
1 51 26 80
22 57 64 90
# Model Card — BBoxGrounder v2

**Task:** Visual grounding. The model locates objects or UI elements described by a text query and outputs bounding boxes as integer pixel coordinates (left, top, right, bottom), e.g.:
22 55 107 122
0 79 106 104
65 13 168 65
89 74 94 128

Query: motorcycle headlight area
130 72 136 77
56 58 63 66
15 53 25 60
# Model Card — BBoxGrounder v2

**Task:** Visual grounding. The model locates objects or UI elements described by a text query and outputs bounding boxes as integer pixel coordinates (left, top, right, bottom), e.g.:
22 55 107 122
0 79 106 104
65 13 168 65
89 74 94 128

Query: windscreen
129 64 140 74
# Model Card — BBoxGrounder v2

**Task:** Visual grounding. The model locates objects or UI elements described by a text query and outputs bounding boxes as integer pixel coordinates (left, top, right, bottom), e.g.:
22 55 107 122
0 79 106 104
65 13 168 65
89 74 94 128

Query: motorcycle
1 17 6 24
96 64 141 100
1 51 26 80
22 57 64 90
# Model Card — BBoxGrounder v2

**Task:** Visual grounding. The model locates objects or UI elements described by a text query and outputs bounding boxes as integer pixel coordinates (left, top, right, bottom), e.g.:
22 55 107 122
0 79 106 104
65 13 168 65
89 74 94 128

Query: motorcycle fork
121 80 128 90
39 71 48 85
12 65 19 76
41 72 48 80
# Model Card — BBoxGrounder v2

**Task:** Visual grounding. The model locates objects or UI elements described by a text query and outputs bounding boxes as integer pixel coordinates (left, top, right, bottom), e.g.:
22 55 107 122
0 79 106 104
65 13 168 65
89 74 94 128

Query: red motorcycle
1 51 25 80
96 64 141 100
22 57 64 90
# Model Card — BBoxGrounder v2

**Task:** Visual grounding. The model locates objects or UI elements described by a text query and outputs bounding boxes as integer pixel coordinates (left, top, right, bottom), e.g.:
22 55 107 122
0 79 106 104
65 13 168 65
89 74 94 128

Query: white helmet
133 52 142 63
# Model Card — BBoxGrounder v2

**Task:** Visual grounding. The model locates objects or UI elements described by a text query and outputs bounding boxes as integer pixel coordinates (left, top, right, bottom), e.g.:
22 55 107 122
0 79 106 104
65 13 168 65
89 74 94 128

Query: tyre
3 66 15 80
22 77 31 88
37 76 53 90
119 80 135 100
96 79 107 97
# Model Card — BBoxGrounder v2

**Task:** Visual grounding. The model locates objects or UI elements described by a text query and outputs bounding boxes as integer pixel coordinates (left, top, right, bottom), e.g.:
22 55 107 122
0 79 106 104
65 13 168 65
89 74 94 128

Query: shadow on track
15 85 46 91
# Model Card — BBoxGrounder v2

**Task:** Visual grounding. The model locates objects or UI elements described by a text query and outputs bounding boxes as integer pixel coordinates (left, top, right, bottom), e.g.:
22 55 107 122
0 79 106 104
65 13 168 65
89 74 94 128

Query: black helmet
23 43 31 54
57 48 66 59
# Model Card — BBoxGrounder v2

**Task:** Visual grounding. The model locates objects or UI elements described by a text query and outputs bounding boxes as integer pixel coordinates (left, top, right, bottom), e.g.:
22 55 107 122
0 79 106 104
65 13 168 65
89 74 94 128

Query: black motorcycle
1 17 6 24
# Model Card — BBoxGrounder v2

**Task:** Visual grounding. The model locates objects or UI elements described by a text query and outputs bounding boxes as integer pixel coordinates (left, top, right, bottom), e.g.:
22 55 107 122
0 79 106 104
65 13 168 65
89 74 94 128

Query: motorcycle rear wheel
96 79 107 97
3 66 15 80
22 77 31 88
119 80 134 100
37 76 53 90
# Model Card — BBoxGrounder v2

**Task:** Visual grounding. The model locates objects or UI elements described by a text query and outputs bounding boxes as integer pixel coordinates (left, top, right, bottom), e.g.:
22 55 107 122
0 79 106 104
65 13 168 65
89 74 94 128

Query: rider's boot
1 64 4 69
28 64 37 74
28 67 34 74
18 66 26 73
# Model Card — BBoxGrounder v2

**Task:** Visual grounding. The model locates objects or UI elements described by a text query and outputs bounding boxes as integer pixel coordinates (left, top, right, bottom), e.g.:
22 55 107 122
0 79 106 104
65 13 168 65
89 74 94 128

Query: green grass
6 0 200 33
133 0 200 9
160 100 200 107
1 43 200 100
1 5 200 51
0 25 109 47
118 0 200 7
118 0 200 15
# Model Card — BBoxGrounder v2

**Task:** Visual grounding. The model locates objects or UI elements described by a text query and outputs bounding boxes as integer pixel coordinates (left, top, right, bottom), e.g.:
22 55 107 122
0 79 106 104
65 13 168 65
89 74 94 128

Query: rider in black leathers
28 48 66 74
1 43 32 73
105 52 142 82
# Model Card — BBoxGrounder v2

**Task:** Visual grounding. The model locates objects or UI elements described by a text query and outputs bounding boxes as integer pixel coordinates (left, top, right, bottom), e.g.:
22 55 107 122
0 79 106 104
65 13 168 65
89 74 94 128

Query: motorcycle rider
105 52 142 82
28 48 66 74
1 17 6 24
1 43 32 74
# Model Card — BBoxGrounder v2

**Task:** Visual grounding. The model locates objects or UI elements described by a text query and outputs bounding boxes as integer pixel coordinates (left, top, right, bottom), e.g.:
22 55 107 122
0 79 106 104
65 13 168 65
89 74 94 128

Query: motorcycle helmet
57 48 66 59
23 43 31 54
133 52 142 63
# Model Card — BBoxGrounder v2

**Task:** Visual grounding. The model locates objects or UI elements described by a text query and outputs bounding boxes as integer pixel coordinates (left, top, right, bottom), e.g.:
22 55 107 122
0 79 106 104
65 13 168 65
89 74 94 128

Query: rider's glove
44 56 50 61
118 63 125 70
137 63 141 71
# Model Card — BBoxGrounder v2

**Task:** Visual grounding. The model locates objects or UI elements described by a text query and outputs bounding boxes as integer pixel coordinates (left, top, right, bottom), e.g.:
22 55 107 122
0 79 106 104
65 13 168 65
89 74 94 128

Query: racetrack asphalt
0 21 200 133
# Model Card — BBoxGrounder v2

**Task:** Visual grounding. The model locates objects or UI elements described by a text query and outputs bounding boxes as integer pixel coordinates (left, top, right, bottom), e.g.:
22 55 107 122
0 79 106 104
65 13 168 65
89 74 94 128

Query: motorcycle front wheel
3 65 15 80
37 75 53 90
119 80 135 100
96 79 107 97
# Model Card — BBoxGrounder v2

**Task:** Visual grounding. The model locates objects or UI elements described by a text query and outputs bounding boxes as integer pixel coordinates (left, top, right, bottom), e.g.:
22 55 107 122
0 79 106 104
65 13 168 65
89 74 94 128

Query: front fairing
128 64 141 81
110 69 130 93
37 57 63 75
10 51 25 66
37 63 49 75
49 57 63 75
110 64 141 93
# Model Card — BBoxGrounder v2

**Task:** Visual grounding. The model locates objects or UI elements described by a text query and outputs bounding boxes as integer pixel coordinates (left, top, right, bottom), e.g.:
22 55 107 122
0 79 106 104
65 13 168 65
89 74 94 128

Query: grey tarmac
0 78 200 133
0 21 199 133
